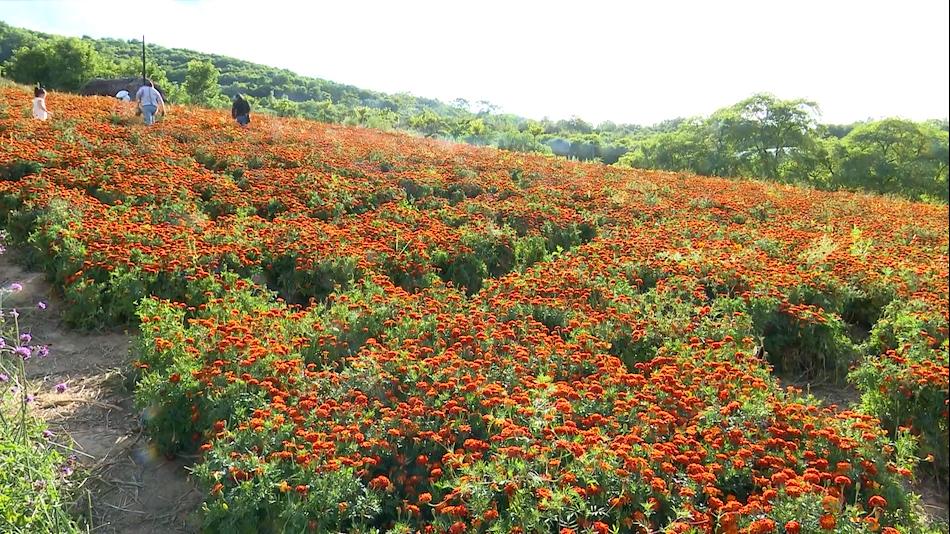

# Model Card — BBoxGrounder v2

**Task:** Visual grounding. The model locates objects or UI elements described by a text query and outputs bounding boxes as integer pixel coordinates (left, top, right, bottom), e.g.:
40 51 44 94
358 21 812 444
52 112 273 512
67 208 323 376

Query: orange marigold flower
748 518 776 533
369 475 391 491
819 514 836 530
785 520 801 534
821 495 841 512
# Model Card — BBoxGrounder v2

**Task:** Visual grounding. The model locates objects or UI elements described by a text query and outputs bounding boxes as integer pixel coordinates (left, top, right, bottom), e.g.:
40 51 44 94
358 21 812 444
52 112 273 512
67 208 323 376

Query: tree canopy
4 36 105 91
184 59 221 106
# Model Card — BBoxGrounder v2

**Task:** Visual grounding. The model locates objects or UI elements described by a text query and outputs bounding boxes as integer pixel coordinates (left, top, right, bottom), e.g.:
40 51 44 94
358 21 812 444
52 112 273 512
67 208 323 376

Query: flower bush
1 86 947 531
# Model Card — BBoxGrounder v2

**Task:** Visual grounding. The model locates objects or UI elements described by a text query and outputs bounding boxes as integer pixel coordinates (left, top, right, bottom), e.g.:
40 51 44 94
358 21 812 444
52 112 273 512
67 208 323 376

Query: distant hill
0 21 456 115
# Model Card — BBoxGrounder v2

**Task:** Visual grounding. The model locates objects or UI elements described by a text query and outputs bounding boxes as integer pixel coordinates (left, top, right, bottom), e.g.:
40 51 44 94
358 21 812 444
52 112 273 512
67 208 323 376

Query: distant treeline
2 21 947 201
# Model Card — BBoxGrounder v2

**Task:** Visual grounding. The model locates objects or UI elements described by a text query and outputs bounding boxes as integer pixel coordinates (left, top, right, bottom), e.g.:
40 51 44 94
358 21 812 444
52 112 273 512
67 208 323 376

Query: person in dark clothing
231 94 251 126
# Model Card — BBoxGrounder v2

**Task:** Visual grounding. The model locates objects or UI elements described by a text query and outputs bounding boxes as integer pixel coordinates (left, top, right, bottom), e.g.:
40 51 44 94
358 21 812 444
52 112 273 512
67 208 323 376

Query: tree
450 98 470 112
837 119 949 200
268 96 300 117
712 93 820 179
113 56 162 84
475 100 498 115
184 59 220 105
520 120 545 137
408 110 448 138
0 21 39 64
495 130 552 154
450 117 486 139
343 105 395 129
300 99 343 123
4 37 105 90
779 134 841 188
619 118 718 174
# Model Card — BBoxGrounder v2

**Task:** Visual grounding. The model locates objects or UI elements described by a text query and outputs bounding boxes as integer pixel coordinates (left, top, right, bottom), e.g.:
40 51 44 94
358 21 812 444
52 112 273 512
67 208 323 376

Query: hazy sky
2 0 948 125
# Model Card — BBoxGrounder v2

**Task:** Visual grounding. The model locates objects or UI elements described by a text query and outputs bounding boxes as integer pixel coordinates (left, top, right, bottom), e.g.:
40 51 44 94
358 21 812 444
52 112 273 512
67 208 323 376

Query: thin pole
142 35 146 84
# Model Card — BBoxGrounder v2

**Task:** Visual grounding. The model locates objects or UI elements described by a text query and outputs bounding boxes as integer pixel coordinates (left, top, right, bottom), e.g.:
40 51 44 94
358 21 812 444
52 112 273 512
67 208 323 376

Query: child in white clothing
32 87 50 121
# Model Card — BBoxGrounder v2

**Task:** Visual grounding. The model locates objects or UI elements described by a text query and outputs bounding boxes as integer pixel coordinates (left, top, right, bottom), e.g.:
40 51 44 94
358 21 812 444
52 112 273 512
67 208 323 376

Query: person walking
231 93 251 127
115 89 131 102
32 87 50 121
134 80 166 126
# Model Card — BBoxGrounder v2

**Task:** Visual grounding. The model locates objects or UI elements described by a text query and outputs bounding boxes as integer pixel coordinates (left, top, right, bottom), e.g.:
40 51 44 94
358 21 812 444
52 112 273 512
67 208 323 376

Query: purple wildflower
55 382 68 393
0 373 8 382
7 282 22 292
43 429 55 439
20 332 31 344
15 346 31 360
38 300 48 310
35 345 50 358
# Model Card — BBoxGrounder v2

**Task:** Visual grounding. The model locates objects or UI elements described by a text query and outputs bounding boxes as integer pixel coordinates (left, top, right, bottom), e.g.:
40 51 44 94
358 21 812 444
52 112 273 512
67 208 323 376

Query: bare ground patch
2 252 201 533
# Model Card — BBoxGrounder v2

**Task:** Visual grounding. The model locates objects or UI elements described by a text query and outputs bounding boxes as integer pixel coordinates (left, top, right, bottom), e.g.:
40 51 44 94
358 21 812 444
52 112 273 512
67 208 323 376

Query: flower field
1 87 948 533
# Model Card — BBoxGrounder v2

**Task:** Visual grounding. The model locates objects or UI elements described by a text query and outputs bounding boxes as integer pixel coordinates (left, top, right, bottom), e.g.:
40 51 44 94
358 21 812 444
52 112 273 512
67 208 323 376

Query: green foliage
264 95 299 117
850 299 950 480
0 160 43 182
184 59 221 105
408 109 448 138
715 93 821 179
0 425 81 533
4 35 106 91
618 94 949 202
342 105 398 130
496 130 553 154
1 258 83 533
837 119 949 201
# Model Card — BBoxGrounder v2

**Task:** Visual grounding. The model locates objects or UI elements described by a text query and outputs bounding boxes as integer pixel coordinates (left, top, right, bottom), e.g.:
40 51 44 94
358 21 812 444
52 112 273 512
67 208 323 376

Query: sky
1 0 948 126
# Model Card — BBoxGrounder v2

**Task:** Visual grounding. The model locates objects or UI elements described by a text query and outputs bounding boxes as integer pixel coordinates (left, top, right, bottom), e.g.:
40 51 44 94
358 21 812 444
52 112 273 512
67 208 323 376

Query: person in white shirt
134 80 166 126
115 89 131 102
32 87 50 121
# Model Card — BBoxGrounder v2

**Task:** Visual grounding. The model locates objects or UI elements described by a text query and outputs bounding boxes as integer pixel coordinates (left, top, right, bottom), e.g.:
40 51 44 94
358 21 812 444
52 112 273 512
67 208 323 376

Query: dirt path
1 253 201 533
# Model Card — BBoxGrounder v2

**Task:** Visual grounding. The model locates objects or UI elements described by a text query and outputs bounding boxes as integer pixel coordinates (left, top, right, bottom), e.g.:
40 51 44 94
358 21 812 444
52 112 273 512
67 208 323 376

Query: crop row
1 87 947 532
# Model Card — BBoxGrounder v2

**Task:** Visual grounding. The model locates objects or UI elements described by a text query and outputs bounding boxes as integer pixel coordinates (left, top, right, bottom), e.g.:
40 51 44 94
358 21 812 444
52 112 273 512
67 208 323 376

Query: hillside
0 21 395 106
2 84 948 532
2 20 948 202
